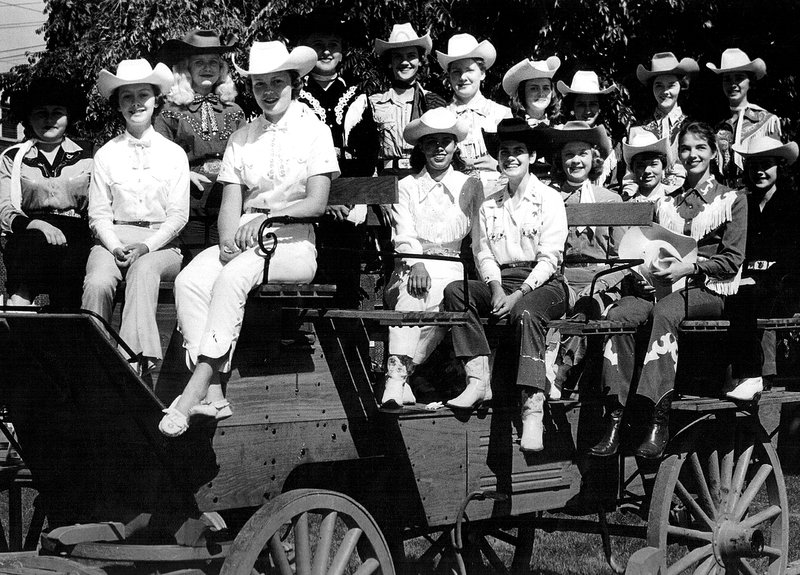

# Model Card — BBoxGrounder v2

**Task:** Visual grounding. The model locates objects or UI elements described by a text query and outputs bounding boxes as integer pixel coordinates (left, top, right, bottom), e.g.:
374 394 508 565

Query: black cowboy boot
635 393 671 459
589 401 624 457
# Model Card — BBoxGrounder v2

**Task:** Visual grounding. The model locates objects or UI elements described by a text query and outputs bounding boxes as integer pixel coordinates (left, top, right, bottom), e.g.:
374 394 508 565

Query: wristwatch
517 283 533 296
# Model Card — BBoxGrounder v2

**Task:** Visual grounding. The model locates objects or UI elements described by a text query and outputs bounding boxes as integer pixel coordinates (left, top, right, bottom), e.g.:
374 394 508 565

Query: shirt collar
417 166 457 202
654 105 683 124
451 91 488 113
732 103 766 122
123 126 156 145
257 101 302 132
677 175 716 205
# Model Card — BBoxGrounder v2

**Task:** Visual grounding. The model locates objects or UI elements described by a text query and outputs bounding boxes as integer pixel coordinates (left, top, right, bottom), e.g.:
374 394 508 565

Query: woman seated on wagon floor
0 77 92 309
381 108 482 408
160 41 339 437
442 118 568 452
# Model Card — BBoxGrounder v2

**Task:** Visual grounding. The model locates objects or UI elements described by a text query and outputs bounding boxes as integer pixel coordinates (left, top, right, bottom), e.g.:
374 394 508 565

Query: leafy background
2 0 798 146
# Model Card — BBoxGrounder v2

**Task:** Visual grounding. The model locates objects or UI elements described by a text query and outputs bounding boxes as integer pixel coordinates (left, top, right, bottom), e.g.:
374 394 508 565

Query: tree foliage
2 0 798 145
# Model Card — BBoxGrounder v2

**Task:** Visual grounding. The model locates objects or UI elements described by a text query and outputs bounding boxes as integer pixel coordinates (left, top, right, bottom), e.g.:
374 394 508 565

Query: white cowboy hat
548 120 612 159
403 108 468 145
501 56 561 96
232 41 317 77
619 223 698 301
623 126 670 165
556 70 616 96
374 23 433 56
706 48 767 80
436 33 497 70
732 136 798 165
636 52 699 85
97 59 174 99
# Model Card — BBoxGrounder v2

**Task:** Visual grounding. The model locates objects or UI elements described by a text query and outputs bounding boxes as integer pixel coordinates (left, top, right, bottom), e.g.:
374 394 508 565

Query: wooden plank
564 202 653 227
328 176 398 205
672 389 800 412
298 309 470 326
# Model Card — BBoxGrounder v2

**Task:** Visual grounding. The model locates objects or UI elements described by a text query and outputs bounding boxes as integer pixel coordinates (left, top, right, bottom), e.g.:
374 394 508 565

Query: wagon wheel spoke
740 504 782 531
761 545 782 559
351 558 380 575
720 438 735 513
294 512 312 575
667 525 713 544
666 543 712 575
733 463 773 521
738 557 758 575
726 444 754 515
674 480 715 530
311 511 338 575
706 448 721 512
692 555 716 575
476 534 510 575
269 533 294 575
687 452 717 520
327 527 364 575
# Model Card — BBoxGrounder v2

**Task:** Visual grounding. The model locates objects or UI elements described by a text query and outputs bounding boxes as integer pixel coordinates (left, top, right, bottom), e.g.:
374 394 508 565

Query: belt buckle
398 158 411 169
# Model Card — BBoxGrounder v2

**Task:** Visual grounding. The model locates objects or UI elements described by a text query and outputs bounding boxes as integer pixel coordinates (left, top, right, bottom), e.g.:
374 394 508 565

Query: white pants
175 216 316 373
385 259 463 363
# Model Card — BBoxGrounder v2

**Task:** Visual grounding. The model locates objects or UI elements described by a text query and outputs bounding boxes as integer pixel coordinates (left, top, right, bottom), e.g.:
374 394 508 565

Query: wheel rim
646 414 788 574
221 488 395 575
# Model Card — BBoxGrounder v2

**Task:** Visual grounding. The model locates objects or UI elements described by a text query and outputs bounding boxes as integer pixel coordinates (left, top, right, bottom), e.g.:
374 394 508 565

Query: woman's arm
528 188 567 289
697 191 748 279
142 152 190 253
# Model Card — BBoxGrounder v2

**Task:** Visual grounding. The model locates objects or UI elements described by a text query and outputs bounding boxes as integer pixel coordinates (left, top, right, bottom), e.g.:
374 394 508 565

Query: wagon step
299 308 471 326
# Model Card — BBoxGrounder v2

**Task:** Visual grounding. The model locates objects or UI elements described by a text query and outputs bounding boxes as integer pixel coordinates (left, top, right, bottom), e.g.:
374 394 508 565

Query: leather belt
245 207 272 215
114 220 163 228
30 208 83 219
500 261 536 270
383 158 412 170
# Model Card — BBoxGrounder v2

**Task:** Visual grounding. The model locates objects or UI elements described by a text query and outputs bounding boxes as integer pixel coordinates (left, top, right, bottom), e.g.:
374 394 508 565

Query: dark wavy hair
742 156 795 192
511 78 560 121
409 138 467 172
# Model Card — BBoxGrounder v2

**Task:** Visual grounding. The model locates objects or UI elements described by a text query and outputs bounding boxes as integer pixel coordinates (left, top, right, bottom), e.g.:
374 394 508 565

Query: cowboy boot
520 388 545 452
589 399 624 457
402 360 418 405
635 393 671 459
446 355 491 410
381 355 412 408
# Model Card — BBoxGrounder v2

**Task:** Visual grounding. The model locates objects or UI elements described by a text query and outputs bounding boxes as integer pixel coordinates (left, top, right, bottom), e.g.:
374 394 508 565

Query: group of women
0 16 796 459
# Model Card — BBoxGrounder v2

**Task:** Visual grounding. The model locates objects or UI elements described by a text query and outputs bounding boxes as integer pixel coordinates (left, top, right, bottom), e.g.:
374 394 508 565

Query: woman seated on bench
592 121 747 459
381 108 482 408
160 41 339 437
443 118 568 452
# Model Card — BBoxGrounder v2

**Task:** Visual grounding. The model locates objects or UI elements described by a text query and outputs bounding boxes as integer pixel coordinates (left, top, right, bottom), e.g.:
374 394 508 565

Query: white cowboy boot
520 389 545 452
381 355 410 408
725 377 763 401
446 355 492 410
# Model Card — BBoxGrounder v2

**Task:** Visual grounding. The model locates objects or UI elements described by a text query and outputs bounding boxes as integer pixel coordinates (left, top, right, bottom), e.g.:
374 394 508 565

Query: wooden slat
679 319 730 332
547 319 640 335
297 309 470 326
564 202 653 227
672 388 800 412
328 176 398 205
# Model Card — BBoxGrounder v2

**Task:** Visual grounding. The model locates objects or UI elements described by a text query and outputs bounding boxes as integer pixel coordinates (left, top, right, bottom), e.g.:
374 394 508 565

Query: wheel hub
712 517 765 566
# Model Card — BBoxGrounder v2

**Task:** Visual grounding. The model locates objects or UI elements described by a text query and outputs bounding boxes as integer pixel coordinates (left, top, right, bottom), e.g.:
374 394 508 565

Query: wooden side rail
681 315 800 333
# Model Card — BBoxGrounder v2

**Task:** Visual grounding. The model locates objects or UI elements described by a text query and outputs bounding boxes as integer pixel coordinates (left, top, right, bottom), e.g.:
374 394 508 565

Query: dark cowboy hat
547 120 613 159
280 8 359 44
482 118 552 159
8 76 86 124
154 29 236 68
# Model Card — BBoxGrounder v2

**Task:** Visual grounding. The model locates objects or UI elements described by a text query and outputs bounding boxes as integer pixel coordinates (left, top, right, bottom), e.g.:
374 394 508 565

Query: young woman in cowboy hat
547 121 623 394
724 136 799 400
437 33 512 174
501 56 561 128
370 23 446 178
83 60 190 373
153 29 245 225
557 70 620 187
634 52 699 188
592 121 747 459
706 48 782 187
160 41 339 437
442 118 568 452
621 127 673 203
0 77 92 308
381 108 481 407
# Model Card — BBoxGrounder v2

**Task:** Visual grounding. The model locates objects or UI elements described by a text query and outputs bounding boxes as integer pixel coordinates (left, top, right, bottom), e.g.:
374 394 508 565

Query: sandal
159 396 189 437
189 399 233 421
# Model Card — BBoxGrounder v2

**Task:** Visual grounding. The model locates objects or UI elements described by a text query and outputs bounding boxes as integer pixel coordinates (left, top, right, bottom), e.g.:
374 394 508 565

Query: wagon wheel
646 412 788 574
221 488 395 575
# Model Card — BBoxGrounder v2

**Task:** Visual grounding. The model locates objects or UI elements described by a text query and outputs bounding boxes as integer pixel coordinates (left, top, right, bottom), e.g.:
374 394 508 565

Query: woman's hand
652 258 695 284
234 214 267 251
189 172 212 199
27 219 67 246
489 281 521 319
119 243 149 267
325 205 352 222
406 263 431 298
219 239 241 265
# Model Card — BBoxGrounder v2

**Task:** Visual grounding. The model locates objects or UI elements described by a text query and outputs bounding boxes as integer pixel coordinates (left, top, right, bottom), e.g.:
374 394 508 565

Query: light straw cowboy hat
636 52 699 85
623 126 670 165
232 41 317 77
548 120 612 159
619 223 698 301
482 117 552 159
502 56 561 96
436 33 497 70
155 29 236 68
97 59 174 99
556 70 616 96
374 23 433 56
706 48 767 80
732 136 798 165
403 108 469 145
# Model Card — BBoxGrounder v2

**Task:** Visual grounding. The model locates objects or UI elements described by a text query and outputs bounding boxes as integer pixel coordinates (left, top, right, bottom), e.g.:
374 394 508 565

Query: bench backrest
329 176 398 205
564 202 654 228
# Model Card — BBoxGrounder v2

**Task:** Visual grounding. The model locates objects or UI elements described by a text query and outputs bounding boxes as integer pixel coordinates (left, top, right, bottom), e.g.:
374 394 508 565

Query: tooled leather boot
589 400 624 457
635 393 671 459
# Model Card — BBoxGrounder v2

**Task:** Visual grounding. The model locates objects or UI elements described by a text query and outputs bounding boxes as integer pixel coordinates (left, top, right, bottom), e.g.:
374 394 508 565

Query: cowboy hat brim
97 62 174 99
548 124 613 159
404 117 469 145
732 140 799 165
482 124 552 159
436 40 497 71
623 134 671 165
501 57 560 95
636 58 699 84
374 33 433 56
556 79 616 96
9 77 86 123
232 45 317 77
154 38 235 69
706 58 767 80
